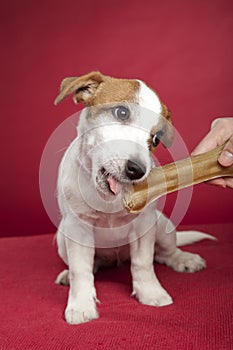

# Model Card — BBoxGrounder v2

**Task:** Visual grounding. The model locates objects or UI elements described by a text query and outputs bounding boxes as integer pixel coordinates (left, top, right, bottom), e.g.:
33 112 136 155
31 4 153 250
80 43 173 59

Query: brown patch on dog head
159 117 174 148
159 103 173 147
148 114 174 151
145 88 173 148
54 71 140 106
161 103 172 122
55 71 173 147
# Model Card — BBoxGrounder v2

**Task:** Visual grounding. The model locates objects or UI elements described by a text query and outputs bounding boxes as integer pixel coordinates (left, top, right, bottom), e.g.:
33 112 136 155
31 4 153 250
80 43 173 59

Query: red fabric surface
0 224 232 349
1 0 233 237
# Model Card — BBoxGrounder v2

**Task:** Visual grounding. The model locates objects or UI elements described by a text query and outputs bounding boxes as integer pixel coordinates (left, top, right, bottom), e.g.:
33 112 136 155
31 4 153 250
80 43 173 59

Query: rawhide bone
122 141 233 213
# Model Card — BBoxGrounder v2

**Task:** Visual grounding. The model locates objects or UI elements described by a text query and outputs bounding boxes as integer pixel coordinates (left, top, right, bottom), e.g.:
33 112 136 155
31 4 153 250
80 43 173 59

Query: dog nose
125 160 146 180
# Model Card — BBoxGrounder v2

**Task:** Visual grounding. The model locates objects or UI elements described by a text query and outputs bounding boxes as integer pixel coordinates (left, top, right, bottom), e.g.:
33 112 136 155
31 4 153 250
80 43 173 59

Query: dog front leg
64 225 98 324
130 228 173 307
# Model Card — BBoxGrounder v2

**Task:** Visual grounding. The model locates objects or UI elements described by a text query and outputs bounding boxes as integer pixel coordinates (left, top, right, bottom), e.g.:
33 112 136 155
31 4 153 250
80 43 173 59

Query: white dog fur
54 72 214 324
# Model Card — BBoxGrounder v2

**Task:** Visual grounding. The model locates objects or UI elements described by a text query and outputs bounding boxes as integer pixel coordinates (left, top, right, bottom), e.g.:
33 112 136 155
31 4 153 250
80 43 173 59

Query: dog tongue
107 175 122 195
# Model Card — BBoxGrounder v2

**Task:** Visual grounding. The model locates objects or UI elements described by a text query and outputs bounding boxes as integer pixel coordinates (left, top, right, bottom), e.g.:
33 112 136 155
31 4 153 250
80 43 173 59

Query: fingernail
219 151 233 166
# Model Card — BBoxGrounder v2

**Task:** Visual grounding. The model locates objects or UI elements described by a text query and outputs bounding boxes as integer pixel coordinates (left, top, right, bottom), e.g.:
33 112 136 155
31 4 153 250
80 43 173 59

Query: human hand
192 118 233 188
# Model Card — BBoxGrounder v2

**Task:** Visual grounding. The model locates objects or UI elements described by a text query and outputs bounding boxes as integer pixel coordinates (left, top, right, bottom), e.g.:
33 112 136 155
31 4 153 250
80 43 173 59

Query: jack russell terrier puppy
54 71 213 324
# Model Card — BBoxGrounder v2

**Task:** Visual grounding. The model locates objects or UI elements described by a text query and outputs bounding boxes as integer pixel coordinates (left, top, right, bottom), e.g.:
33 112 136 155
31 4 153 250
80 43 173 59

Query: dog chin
96 167 123 199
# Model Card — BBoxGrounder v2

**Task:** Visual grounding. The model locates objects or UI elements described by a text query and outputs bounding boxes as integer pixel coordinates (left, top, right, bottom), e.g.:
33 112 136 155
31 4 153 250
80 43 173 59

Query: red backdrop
1 0 232 237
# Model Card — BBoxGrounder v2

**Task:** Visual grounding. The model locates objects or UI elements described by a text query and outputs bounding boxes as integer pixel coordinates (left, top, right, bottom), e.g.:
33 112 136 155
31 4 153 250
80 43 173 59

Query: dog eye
152 130 164 147
113 106 130 121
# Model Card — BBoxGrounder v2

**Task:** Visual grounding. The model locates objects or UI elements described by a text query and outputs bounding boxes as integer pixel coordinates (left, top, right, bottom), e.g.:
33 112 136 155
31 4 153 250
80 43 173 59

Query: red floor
1 223 232 350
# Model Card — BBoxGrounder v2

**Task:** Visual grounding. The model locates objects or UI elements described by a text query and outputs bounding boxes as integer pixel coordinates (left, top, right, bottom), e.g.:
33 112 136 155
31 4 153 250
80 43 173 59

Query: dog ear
160 104 173 148
54 71 104 105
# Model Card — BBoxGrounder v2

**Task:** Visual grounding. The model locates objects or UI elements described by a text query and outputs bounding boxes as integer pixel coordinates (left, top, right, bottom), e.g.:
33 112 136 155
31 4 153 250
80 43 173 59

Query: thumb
218 136 233 167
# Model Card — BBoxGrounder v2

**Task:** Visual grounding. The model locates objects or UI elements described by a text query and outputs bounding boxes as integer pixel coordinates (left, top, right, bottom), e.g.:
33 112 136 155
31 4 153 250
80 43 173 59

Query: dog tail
176 231 217 247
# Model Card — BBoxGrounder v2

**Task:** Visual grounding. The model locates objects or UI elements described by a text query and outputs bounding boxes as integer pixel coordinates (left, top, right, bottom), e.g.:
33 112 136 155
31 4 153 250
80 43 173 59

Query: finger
224 177 233 189
206 178 227 188
205 177 233 189
218 136 233 167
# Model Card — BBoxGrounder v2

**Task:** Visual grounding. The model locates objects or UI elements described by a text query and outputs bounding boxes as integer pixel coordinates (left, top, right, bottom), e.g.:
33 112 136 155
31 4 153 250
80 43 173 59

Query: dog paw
161 249 206 273
133 284 173 307
55 269 69 286
65 302 99 325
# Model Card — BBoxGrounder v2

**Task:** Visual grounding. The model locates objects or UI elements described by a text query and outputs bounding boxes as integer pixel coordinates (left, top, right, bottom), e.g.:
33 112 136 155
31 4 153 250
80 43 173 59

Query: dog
54 71 214 324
